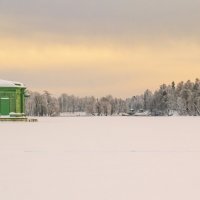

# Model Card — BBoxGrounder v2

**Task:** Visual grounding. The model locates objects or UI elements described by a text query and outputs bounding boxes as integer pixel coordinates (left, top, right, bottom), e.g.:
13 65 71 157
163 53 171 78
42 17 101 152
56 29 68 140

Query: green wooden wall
0 87 25 115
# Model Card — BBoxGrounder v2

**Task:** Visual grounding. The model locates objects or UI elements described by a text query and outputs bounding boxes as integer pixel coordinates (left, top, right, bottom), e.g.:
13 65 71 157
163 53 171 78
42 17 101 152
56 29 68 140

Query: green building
0 80 28 116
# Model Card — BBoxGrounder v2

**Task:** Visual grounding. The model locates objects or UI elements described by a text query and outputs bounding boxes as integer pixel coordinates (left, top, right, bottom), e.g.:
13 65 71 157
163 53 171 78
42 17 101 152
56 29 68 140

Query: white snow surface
0 116 200 200
0 79 25 87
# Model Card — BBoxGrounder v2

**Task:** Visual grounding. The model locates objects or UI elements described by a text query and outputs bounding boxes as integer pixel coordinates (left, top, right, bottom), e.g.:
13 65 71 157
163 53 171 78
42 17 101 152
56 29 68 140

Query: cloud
0 0 200 97
0 0 200 39
0 35 200 97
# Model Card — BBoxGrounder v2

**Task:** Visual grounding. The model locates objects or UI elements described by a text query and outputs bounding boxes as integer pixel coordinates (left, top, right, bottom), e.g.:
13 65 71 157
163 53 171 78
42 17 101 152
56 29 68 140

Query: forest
25 79 200 116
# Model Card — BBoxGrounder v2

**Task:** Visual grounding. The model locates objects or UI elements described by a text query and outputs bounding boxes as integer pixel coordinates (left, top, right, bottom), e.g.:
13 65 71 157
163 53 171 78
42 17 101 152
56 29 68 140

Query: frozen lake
0 117 200 200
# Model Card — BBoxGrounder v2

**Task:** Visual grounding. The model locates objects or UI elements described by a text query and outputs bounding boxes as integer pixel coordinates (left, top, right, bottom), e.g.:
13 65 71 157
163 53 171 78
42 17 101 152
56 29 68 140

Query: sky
0 0 200 97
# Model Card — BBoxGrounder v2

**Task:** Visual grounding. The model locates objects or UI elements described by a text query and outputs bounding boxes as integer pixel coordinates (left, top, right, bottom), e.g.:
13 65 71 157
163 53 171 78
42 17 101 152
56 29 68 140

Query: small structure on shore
0 79 36 121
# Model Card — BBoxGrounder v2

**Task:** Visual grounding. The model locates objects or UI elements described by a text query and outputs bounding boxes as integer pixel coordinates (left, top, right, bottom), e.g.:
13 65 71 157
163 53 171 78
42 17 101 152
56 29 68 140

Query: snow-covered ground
60 112 88 117
0 117 200 200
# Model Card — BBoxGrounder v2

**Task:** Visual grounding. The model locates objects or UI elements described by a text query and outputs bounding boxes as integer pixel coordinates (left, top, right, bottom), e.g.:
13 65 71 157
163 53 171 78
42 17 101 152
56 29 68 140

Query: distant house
0 80 28 116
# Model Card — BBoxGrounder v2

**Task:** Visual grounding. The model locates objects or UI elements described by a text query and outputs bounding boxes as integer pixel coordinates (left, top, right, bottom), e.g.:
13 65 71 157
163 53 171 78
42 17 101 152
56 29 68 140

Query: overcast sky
0 0 200 97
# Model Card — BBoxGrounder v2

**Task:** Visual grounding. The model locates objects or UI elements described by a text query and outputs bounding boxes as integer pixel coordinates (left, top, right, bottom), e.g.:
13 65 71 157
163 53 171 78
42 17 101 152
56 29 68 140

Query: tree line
25 79 200 116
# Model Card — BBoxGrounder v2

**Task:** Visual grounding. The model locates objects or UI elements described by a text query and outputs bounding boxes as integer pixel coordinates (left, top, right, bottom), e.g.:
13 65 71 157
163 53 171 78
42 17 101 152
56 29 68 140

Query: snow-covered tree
26 78 200 116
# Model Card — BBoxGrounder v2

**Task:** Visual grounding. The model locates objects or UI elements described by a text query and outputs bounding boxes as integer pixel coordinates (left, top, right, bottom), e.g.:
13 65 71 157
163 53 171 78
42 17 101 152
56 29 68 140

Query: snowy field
0 117 200 200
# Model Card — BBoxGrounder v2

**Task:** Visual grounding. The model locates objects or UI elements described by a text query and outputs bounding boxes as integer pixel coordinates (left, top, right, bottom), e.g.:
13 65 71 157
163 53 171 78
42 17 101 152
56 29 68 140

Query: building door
1 98 10 115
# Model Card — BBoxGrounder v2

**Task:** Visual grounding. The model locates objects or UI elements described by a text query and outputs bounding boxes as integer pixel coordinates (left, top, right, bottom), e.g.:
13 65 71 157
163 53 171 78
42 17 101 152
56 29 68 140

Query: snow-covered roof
0 79 25 88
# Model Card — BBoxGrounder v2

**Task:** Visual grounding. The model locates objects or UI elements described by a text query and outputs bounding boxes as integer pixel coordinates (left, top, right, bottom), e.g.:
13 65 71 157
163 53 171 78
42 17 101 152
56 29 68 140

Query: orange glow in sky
1 0 200 97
